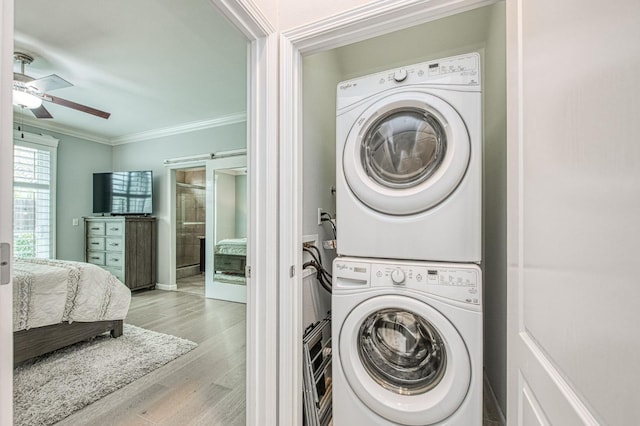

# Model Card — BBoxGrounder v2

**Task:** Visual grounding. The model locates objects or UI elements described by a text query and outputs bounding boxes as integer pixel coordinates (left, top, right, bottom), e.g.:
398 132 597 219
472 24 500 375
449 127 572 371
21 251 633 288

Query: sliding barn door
507 0 640 424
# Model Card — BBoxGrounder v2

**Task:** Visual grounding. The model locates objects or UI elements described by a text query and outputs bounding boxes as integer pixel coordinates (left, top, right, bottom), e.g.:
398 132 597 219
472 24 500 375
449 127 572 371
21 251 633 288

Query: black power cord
320 212 337 238
303 245 332 293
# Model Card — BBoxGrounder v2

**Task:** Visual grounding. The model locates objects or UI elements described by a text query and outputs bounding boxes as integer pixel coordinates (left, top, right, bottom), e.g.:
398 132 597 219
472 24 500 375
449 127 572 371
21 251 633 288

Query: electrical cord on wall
303 244 332 293
320 212 337 239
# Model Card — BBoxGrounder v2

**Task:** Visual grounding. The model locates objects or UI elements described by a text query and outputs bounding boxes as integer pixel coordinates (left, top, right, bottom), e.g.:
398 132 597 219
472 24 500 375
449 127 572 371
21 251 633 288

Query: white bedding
214 238 247 256
213 273 247 286
13 258 131 332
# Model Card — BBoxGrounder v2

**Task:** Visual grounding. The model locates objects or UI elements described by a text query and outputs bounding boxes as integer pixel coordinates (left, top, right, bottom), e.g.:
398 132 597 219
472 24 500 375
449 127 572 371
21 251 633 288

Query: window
13 131 58 259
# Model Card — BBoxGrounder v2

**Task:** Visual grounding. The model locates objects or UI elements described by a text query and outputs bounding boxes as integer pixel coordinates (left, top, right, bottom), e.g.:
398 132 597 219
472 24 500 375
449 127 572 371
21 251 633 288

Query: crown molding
210 0 274 40
13 129 59 147
110 112 247 145
283 0 498 54
14 111 111 145
13 111 247 146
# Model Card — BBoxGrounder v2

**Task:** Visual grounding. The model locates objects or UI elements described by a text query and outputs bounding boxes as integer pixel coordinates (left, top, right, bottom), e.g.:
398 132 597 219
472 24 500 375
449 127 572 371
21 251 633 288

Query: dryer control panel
333 257 481 306
337 52 481 110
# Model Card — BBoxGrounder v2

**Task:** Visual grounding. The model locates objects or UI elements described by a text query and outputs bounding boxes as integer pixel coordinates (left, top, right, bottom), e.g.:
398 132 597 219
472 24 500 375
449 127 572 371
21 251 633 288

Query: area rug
14 324 197 426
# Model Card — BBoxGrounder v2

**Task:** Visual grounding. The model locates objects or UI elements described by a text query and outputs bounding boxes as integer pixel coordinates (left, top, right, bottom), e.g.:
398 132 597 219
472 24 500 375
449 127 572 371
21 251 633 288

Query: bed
214 238 247 285
13 257 131 364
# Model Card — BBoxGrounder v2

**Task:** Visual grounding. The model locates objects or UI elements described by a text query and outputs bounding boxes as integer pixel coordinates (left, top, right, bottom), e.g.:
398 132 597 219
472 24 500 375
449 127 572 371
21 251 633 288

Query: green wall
17 124 113 262
112 122 247 286
301 2 507 414
17 119 246 290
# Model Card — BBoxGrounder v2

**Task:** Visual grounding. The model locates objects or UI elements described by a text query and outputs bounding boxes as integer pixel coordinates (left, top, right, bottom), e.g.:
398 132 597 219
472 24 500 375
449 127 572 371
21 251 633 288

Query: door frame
210 2 278 424
0 1 278 425
0 0 15 424
205 154 247 303
165 159 209 292
278 0 498 424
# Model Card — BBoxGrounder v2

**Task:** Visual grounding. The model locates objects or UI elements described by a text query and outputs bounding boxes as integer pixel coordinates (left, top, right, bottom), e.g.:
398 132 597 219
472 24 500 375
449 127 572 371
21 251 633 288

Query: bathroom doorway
175 167 206 295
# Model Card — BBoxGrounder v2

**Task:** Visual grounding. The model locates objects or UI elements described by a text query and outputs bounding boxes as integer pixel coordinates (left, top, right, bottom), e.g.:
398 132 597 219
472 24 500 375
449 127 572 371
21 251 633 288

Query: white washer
336 53 482 262
332 257 482 426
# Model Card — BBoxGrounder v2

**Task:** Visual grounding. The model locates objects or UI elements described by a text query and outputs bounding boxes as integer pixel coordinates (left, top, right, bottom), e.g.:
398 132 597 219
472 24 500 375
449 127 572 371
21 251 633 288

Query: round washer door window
358 308 447 396
343 91 470 215
339 295 471 425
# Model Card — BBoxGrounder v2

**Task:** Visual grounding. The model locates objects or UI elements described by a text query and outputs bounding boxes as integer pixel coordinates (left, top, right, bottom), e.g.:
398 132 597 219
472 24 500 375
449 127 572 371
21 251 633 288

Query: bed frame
13 319 123 365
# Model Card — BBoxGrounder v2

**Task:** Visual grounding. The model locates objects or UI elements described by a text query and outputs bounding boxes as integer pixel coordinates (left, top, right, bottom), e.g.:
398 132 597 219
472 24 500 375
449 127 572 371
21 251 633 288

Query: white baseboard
155 283 177 291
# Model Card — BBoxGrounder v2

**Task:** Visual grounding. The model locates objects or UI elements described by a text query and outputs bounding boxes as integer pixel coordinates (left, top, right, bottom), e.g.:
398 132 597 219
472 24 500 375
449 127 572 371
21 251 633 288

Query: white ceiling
13 0 248 144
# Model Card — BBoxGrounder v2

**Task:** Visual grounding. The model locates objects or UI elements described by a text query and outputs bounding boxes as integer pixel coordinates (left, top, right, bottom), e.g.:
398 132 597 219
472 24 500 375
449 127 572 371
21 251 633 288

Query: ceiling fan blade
30 105 53 119
43 94 111 119
27 74 72 92
13 72 34 83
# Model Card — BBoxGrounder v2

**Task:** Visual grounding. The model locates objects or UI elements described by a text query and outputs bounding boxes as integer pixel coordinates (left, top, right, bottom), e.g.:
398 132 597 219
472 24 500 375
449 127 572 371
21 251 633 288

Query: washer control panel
333 257 481 305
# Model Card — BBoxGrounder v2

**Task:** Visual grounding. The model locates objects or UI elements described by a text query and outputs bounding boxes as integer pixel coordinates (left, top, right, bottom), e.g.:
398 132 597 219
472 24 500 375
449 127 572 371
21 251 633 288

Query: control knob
393 69 408 82
391 268 406 285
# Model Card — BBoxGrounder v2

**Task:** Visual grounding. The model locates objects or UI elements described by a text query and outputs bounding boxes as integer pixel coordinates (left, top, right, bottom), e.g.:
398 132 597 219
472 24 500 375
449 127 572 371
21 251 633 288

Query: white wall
279 0 375 30
250 0 278 28
19 124 113 262
235 174 247 238
215 171 237 242
112 121 246 286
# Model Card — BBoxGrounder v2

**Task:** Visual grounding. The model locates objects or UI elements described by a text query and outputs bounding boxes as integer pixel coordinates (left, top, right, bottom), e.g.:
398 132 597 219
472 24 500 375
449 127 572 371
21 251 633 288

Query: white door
507 0 640 424
0 0 14 420
205 154 248 303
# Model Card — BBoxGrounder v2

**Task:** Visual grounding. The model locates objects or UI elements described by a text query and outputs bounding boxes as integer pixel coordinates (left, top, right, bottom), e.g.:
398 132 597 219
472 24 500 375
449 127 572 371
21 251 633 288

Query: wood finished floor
56 275 246 426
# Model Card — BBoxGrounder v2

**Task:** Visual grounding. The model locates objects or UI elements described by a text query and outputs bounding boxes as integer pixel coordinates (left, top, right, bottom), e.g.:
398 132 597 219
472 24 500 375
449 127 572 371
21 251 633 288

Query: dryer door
339 294 471 425
343 91 470 215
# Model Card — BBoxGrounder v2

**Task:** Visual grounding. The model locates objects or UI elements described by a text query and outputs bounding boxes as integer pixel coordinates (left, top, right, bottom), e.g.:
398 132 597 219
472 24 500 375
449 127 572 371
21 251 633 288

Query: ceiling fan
13 52 111 120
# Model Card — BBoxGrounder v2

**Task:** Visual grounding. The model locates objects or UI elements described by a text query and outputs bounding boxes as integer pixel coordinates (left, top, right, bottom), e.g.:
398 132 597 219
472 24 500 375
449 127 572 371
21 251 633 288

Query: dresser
85 216 157 291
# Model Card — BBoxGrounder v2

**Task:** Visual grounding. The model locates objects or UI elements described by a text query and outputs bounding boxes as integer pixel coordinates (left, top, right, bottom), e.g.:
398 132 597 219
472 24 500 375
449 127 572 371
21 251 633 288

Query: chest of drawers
85 216 156 290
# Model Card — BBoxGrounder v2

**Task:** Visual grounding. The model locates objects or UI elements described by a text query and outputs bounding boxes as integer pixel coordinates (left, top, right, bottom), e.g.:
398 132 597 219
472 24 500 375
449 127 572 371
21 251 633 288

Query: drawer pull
91 256 101 260
110 258 120 262
91 242 100 245
109 243 120 247
91 227 101 231
109 227 120 231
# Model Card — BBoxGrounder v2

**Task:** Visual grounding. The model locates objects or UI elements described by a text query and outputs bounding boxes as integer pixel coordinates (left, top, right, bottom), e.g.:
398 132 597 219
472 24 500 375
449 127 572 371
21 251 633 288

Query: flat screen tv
93 171 153 215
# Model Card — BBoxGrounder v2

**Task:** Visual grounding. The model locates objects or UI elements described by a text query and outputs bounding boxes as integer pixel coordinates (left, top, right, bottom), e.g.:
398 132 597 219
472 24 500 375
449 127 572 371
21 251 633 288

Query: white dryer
332 257 482 425
336 53 482 262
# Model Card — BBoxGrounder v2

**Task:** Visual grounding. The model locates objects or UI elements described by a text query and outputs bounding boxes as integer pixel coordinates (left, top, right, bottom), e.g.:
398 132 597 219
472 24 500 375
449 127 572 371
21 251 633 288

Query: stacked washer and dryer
332 53 483 425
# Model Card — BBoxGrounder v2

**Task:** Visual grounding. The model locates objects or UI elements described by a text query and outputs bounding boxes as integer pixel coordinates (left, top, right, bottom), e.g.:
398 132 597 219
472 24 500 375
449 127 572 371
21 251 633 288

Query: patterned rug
14 324 197 426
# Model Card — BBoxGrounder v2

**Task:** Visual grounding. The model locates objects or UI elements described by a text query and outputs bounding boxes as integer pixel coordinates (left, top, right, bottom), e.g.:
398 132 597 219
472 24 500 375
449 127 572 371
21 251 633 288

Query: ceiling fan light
13 88 43 109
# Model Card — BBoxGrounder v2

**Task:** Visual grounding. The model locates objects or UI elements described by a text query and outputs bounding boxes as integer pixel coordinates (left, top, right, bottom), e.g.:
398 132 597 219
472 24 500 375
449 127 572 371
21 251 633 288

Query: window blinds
13 140 56 259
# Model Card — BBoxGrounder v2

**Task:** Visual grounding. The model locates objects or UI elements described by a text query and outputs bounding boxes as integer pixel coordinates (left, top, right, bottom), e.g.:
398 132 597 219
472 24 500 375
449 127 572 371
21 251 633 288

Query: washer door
343 91 470 215
339 295 471 425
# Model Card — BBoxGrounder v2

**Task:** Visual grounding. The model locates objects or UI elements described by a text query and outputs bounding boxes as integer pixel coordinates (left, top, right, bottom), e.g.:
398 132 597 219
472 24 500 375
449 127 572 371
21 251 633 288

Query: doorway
175 167 206 296
2 0 278 424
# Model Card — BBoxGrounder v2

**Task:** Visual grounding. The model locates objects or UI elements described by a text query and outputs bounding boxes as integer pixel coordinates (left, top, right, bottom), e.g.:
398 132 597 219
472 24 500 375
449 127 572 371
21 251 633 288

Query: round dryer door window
361 109 446 190
339 295 471 425
343 91 471 215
